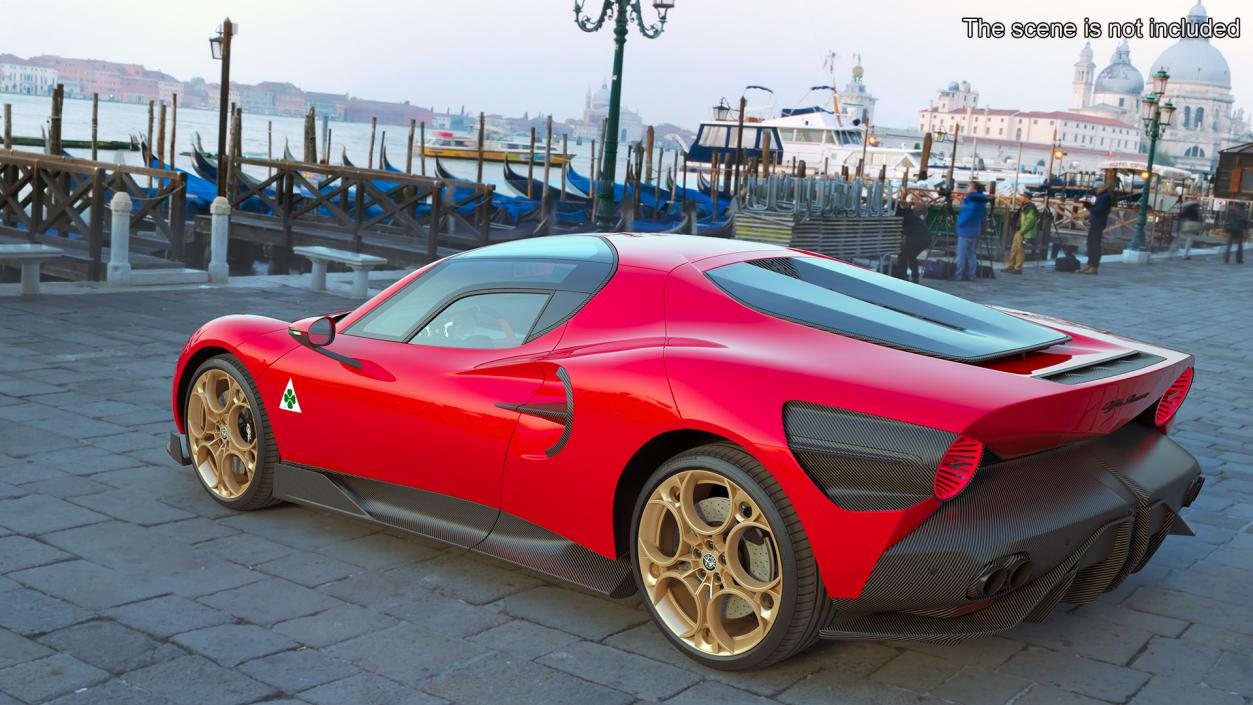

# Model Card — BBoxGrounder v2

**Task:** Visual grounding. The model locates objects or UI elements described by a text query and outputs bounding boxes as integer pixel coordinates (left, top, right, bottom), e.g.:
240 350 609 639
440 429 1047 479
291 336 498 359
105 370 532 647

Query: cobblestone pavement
1 255 1250 705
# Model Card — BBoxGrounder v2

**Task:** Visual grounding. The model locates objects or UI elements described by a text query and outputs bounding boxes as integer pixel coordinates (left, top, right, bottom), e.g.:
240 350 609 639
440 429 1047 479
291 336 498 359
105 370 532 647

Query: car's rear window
706 256 1069 362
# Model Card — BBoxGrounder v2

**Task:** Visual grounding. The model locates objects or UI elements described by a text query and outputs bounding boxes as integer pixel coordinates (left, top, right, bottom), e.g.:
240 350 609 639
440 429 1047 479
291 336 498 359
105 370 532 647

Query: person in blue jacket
954 181 989 281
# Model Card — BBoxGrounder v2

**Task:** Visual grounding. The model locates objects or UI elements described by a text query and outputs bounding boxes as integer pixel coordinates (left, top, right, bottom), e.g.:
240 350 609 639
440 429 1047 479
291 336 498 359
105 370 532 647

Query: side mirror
289 315 336 348
307 316 335 347
288 315 359 368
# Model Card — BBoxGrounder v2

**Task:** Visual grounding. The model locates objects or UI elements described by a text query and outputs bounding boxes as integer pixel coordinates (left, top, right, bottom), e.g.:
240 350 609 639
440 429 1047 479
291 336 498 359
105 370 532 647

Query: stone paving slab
0 258 1250 704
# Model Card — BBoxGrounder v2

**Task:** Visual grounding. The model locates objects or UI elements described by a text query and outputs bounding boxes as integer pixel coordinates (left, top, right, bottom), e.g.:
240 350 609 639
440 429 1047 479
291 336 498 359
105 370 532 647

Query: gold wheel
636 469 784 657
187 368 259 501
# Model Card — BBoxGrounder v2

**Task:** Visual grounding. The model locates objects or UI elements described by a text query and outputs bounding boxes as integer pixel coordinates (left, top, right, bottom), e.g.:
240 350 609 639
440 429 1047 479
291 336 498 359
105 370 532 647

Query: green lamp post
1124 69 1176 264
574 0 675 230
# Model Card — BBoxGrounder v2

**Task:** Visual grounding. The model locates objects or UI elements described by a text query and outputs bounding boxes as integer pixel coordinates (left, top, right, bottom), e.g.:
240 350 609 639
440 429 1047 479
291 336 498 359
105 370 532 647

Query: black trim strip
547 367 574 457
495 402 569 425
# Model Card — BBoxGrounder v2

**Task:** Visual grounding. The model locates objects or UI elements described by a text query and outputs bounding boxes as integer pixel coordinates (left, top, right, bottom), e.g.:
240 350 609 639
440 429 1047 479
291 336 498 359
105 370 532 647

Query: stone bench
0 244 65 298
292 246 388 299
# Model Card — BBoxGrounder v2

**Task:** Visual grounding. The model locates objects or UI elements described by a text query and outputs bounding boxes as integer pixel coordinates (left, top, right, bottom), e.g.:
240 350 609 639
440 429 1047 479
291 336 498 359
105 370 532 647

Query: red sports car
167 234 1202 669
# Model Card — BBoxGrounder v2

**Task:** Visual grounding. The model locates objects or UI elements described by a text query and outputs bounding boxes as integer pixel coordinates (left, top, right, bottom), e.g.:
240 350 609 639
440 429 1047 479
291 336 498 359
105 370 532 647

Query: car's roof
601 233 790 271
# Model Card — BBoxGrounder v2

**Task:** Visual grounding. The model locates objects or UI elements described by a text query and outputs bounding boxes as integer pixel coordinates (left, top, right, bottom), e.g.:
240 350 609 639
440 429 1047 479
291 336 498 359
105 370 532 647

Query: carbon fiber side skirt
273 463 634 597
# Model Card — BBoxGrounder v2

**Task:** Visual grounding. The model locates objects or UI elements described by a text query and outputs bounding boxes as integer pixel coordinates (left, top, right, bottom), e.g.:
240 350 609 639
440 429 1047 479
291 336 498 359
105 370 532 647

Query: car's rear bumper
821 422 1203 642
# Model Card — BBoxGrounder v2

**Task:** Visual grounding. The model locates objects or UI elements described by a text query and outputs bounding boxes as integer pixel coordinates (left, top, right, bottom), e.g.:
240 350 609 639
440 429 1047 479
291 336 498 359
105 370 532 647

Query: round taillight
1154 367 1194 428
934 435 985 501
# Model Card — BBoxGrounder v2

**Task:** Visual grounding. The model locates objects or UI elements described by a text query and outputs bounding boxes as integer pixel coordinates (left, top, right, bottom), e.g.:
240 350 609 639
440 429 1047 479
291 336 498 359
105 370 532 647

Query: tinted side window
348 258 587 342
346 236 616 343
412 292 550 349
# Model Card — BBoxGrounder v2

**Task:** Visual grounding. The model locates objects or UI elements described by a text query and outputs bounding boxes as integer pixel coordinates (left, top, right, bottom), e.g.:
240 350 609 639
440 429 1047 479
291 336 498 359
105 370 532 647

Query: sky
1 0 1249 129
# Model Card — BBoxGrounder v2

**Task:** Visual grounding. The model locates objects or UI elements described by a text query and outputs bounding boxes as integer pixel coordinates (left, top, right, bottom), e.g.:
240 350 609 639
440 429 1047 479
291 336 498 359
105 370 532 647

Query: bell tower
1072 42 1095 110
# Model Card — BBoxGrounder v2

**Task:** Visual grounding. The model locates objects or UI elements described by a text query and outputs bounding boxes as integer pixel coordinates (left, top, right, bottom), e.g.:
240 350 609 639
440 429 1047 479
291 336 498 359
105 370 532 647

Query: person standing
1006 195 1038 274
1170 201 1203 259
896 203 933 284
955 181 989 281
1082 180 1112 275
1224 201 1247 264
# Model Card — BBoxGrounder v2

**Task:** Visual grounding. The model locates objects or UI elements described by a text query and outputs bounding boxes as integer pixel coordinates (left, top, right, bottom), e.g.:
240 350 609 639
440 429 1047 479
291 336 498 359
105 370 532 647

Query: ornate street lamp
1125 70 1171 263
1151 68 1170 95
209 18 236 197
575 0 674 230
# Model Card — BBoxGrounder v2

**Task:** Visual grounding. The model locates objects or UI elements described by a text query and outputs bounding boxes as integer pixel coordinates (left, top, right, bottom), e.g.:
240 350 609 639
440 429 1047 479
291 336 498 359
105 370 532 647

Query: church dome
591 81 611 109
1151 2 1232 87
1094 41 1143 95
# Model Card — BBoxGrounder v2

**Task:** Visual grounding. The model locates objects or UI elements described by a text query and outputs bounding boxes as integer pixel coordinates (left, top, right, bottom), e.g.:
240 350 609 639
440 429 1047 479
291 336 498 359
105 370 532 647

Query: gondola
502 159 588 205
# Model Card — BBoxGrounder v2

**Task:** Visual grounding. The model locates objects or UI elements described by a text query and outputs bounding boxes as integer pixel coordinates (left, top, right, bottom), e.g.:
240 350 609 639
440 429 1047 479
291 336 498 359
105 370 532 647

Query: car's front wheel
185 355 279 511
630 443 831 670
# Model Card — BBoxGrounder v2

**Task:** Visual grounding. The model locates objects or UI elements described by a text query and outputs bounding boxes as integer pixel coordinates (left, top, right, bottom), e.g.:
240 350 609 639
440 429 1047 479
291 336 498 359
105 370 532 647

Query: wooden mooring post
733 95 746 194
3 103 10 150
303 107 317 163
405 119 415 174
527 127 536 199
169 94 178 171
367 117 377 170
145 99 155 185
156 101 167 168
596 118 607 202
418 122 426 176
476 112 486 184
560 133 568 202
653 147 663 212
48 84 64 155
541 116 553 217
90 94 99 160
589 138 598 215
643 126 654 184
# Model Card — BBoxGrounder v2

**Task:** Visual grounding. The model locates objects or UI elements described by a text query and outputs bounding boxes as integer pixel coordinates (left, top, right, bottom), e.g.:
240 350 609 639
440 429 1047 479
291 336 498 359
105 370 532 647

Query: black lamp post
574 0 674 230
210 18 236 197
1125 69 1175 263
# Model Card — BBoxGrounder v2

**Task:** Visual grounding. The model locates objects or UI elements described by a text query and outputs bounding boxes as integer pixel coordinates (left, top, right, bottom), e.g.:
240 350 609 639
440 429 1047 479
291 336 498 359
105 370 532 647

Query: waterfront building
918 104 1140 163
917 81 979 134
242 82 309 118
343 98 433 126
306 92 349 121
0 56 57 96
915 2 1245 175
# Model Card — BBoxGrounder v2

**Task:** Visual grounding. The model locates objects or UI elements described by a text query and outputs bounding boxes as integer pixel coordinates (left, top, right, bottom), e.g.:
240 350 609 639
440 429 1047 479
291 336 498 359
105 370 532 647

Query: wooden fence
0 149 186 280
222 157 496 263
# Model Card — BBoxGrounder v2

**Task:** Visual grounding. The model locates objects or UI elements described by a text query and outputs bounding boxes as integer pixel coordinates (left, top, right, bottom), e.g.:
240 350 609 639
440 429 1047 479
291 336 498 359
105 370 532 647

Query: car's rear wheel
630 443 831 670
185 355 279 511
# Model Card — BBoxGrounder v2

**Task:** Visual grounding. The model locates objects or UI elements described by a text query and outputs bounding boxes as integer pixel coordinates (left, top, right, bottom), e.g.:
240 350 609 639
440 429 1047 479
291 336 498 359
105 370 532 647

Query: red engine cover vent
934 435 985 501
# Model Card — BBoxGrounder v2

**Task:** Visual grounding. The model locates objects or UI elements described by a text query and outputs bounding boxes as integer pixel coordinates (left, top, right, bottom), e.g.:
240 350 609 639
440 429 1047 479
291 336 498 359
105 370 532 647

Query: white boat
685 94 920 179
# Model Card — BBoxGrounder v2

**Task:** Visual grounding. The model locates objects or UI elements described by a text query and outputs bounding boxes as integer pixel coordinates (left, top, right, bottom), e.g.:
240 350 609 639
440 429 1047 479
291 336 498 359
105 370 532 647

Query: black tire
629 442 832 670
184 355 280 511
